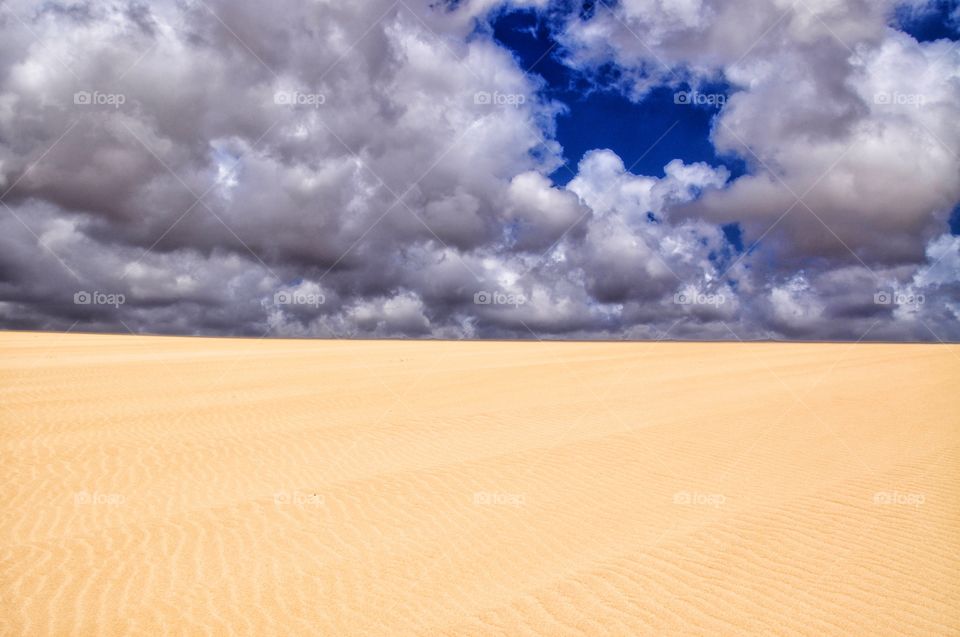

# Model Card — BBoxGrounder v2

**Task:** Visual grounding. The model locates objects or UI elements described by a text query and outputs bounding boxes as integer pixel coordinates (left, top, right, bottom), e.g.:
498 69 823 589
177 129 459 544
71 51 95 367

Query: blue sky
896 0 960 40
485 4 756 257
485 6 747 185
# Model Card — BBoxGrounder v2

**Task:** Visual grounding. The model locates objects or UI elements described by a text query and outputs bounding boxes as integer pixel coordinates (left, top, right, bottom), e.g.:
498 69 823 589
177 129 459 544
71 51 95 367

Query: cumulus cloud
0 0 957 342
566 150 732 305
0 0 560 332
554 0 960 340
691 30 960 266
558 0 959 259
503 171 587 250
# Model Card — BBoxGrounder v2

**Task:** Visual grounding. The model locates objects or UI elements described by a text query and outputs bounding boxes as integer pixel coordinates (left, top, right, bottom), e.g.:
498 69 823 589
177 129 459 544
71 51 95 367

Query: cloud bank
0 0 957 341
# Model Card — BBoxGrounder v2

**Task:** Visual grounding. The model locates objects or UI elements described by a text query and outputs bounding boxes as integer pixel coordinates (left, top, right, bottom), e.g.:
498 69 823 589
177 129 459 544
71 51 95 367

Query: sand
1 332 958 636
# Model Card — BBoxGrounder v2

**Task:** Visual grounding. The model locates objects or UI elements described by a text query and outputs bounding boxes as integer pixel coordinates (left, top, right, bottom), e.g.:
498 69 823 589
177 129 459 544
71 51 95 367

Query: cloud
552 0 960 340
559 0 959 262
0 0 957 342
689 30 960 266
503 171 587 250
565 150 732 305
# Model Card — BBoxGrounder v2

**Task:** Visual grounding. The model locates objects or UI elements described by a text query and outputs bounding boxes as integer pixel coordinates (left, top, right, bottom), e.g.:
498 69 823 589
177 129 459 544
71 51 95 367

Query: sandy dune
1 332 958 636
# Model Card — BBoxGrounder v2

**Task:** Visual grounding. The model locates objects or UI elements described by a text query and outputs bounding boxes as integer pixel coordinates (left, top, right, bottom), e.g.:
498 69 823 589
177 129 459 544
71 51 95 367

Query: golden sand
1 332 958 635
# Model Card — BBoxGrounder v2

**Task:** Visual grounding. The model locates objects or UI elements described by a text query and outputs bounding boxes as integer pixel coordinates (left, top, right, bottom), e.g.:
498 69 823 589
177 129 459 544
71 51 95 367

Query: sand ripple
1 333 957 635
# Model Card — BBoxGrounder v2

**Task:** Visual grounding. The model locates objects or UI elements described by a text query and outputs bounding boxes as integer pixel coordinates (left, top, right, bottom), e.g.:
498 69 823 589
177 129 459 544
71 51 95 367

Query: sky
0 0 958 341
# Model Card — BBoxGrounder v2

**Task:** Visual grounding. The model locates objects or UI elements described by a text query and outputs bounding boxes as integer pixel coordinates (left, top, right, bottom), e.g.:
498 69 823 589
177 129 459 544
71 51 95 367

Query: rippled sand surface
1 332 958 635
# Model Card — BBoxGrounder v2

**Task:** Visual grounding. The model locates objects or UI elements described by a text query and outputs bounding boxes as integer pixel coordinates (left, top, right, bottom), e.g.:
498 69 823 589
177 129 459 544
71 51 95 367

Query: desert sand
1 331 957 636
